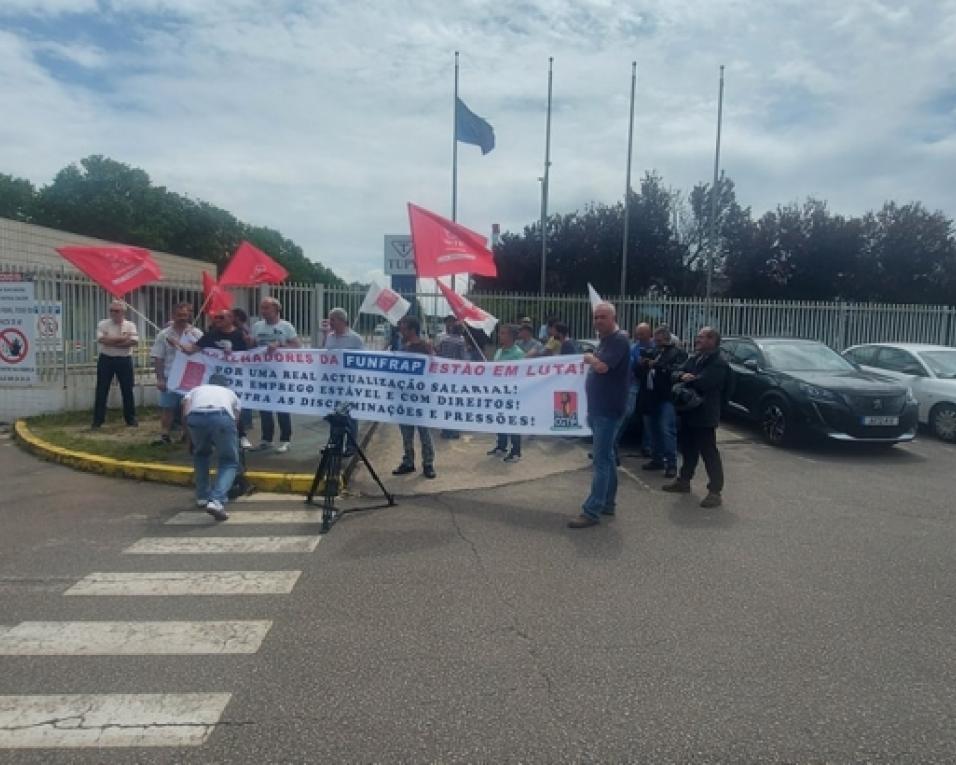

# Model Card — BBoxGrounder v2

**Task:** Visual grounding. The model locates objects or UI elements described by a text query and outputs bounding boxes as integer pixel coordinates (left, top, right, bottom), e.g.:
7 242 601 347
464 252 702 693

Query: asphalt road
2 423 956 763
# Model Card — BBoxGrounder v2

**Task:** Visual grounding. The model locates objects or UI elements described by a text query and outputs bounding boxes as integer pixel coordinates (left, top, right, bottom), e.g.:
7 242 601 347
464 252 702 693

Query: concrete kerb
13 419 315 494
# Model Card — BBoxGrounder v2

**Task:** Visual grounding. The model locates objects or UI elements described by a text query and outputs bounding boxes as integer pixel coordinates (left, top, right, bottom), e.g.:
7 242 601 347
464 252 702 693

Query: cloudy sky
2 0 954 283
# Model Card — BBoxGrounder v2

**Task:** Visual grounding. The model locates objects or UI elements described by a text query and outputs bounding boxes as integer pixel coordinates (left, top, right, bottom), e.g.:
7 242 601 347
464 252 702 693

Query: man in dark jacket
663 326 730 508
641 326 687 478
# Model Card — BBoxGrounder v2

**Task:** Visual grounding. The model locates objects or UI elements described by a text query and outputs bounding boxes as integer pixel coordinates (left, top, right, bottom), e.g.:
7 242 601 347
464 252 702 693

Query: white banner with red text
167 347 591 436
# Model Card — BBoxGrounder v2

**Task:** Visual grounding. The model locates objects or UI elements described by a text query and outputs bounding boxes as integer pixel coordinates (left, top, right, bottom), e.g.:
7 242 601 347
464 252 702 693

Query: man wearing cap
182 374 241 521
92 300 140 429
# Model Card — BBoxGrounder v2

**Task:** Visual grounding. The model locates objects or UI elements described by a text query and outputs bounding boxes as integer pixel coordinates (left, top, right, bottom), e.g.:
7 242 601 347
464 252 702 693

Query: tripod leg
307 449 331 504
345 430 395 505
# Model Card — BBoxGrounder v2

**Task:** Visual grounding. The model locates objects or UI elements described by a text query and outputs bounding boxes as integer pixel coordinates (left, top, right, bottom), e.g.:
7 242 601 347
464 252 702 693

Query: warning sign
0 281 37 386
35 301 64 351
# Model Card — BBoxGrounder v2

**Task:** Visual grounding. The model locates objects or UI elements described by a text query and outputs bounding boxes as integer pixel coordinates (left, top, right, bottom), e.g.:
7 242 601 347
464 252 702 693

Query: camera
324 401 354 427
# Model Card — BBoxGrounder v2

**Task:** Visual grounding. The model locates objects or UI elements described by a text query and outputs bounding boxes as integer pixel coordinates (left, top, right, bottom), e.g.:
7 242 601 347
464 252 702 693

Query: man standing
392 316 436 479
641 326 687 478
320 307 365 452
150 302 202 445
516 323 544 357
552 322 577 355
617 322 654 455
435 320 466 440
569 303 631 529
251 297 301 454
663 326 730 508
182 373 240 521
92 300 139 429
488 324 525 462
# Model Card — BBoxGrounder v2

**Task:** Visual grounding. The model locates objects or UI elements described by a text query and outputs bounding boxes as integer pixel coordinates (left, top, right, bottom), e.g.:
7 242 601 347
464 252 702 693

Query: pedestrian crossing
0 502 323 750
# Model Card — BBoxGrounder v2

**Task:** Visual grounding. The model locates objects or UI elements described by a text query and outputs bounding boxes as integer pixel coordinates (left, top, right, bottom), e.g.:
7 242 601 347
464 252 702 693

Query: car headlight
905 387 917 404
799 383 839 402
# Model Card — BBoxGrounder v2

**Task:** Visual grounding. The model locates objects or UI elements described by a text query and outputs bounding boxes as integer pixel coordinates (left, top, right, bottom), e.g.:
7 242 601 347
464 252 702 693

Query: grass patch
25 407 191 464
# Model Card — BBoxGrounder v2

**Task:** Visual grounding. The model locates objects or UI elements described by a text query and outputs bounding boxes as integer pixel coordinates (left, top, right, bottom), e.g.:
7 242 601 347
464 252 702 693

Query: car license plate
861 415 899 426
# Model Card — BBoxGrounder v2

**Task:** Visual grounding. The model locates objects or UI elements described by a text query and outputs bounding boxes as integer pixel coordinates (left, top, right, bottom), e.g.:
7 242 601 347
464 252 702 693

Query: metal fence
4 262 956 385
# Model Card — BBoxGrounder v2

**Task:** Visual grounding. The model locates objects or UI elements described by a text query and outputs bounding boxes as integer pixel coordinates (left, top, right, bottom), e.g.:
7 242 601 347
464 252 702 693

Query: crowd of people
92 300 730 527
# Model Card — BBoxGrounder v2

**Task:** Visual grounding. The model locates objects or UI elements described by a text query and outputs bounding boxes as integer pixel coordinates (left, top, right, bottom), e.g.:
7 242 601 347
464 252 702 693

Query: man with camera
640 326 687 478
663 326 730 508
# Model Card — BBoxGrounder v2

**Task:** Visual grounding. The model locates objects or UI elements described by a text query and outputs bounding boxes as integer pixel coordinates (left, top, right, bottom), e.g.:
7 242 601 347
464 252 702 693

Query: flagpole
620 60 636 298
705 64 725 308
539 56 553 299
452 50 460 293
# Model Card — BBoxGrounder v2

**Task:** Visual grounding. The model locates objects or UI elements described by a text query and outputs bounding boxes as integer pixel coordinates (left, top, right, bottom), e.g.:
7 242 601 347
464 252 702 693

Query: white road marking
124 536 321 554
0 621 272 655
64 571 301 596
233 492 300 502
0 693 232 748
166 510 324 525
619 465 653 492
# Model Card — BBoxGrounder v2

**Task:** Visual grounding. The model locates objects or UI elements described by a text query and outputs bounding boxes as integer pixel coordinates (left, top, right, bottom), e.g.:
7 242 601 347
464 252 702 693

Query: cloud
1 0 955 283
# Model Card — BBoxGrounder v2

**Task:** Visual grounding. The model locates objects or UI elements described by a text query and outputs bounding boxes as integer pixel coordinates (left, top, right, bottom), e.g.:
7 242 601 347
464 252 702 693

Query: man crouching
182 374 241 521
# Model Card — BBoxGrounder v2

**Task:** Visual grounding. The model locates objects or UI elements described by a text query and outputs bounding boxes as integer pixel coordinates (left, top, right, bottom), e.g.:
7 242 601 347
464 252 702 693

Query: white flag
587 283 604 311
359 282 410 325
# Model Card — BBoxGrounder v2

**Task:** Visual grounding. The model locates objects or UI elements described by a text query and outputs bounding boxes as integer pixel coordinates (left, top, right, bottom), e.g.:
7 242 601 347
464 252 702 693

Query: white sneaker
276 441 291 454
195 499 208 508
205 500 229 521
240 436 253 450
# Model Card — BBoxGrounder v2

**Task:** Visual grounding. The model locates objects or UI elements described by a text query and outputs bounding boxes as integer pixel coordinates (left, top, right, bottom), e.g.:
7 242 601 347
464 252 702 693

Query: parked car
722 336 919 446
842 343 956 442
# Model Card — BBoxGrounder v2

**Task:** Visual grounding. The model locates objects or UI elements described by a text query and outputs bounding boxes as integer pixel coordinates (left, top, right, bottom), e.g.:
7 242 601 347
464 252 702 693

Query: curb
13 419 316 494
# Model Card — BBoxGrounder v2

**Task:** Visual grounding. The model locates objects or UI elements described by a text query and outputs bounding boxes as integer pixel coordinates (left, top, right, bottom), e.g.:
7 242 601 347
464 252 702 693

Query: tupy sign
383 235 416 276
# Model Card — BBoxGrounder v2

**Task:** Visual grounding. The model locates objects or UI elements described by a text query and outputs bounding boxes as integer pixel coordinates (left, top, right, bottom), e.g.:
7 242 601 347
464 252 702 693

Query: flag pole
621 60 636 299
452 50 460 293
705 64 725 309
539 56 553 299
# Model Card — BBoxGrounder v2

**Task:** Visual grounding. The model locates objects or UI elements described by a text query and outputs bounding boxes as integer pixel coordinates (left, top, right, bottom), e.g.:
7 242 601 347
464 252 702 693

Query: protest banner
167 347 591 436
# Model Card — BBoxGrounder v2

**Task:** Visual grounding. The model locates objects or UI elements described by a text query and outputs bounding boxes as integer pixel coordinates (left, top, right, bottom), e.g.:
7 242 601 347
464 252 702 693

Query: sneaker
642 460 665 471
567 514 599 529
664 466 677 479
195 499 209 508
276 441 291 454
422 465 436 479
392 462 415 475
700 492 723 509
205 500 229 521
503 453 521 463
662 478 692 493
240 436 253 450
487 447 507 457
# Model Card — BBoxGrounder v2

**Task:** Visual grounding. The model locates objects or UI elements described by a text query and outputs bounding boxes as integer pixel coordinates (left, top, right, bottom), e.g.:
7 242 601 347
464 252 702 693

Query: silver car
842 343 956 442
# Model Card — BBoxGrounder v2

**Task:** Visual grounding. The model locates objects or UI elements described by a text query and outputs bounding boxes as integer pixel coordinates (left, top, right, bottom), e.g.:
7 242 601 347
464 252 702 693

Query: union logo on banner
552 391 580 430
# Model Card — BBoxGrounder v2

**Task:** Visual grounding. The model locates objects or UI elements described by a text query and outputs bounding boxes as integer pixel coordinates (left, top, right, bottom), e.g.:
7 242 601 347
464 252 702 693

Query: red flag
218 241 289 287
435 279 498 336
202 271 234 315
407 203 497 277
55 245 162 297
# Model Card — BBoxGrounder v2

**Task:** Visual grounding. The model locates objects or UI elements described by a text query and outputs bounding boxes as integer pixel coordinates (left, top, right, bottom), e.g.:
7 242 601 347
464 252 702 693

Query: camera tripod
305 409 395 534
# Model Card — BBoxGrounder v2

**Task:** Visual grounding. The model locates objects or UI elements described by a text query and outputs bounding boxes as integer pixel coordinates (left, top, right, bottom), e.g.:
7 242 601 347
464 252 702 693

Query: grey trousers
399 425 435 467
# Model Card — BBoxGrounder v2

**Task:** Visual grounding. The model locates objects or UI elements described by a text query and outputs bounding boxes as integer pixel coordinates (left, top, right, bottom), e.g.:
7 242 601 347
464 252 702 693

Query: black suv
722 336 919 445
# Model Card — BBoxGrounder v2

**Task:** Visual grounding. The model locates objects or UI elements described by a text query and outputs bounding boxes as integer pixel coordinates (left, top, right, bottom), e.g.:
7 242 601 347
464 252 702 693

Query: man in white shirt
320 307 365 453
250 297 301 453
92 300 140 429
150 302 202 445
182 374 241 521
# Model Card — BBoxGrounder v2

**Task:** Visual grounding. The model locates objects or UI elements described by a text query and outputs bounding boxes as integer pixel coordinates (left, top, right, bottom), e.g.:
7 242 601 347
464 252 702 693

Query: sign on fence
167 347 592 436
0 281 38 386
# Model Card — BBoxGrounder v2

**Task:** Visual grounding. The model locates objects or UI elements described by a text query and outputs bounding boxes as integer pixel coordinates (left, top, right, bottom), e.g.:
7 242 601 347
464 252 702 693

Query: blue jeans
187 411 240 504
646 400 678 467
583 414 624 519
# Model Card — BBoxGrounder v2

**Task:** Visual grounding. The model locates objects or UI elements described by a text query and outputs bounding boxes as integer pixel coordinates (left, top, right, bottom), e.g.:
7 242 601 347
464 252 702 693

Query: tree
0 173 36 221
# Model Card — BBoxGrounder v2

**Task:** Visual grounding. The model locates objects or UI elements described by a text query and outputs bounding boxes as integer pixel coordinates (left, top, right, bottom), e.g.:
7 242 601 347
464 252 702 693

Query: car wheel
930 403 956 442
760 398 791 446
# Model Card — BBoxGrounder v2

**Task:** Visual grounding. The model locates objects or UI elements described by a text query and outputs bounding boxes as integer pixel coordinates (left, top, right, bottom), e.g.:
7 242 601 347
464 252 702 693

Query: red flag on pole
55 245 162 297
218 241 289 287
435 279 498 336
407 203 497 278
202 271 234 315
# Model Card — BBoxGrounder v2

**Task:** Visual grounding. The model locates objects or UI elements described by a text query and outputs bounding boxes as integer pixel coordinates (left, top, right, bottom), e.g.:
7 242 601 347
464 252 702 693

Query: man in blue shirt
569 303 631 529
